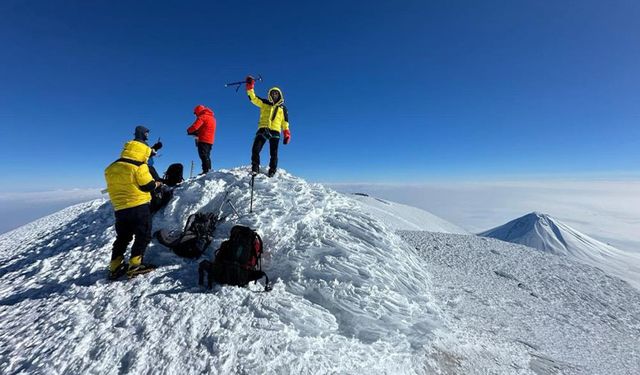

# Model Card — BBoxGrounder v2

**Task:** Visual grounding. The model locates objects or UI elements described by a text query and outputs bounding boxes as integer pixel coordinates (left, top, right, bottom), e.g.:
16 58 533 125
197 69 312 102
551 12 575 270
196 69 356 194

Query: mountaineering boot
127 256 157 278
109 263 129 280
267 169 276 177
108 257 129 280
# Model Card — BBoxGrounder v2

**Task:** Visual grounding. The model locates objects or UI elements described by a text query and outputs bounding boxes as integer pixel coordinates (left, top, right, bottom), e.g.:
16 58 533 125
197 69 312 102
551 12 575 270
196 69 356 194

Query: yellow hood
268 87 284 105
120 140 151 163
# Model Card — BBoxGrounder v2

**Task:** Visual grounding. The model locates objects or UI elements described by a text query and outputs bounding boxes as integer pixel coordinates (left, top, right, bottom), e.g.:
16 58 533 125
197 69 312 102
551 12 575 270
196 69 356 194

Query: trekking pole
190 160 194 179
249 174 255 213
226 199 241 218
225 74 263 92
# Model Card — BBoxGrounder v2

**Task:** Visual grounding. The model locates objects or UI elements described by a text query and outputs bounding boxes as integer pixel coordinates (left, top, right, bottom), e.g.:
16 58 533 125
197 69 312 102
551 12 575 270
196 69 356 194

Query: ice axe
225 74 263 92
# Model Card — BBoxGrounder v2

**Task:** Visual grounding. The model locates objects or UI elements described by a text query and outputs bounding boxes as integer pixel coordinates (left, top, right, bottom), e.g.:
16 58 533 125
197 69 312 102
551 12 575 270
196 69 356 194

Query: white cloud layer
329 180 640 253
0 189 103 234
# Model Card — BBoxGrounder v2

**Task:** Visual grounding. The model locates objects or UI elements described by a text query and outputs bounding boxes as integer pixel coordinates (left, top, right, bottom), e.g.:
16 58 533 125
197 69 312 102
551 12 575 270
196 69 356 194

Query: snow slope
347 193 468 234
400 231 640 375
1 169 639 374
0 168 448 374
480 212 640 290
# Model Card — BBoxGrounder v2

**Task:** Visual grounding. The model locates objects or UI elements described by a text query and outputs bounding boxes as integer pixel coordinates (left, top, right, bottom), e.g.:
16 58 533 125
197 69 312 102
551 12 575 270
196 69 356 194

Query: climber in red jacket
187 105 216 174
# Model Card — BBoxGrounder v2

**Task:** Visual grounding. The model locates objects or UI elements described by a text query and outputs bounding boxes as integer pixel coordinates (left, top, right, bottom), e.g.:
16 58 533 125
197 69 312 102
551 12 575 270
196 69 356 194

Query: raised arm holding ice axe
244 75 291 177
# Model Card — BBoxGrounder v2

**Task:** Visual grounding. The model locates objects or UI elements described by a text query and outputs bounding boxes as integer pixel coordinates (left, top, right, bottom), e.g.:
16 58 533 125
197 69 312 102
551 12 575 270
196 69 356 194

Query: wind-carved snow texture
2 169 639 374
1 168 448 374
480 212 640 290
400 231 640 375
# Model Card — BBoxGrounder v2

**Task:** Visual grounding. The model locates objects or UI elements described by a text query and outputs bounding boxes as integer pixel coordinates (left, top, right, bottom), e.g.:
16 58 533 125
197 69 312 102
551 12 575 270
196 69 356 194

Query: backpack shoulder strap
252 270 271 292
116 158 144 166
183 214 197 234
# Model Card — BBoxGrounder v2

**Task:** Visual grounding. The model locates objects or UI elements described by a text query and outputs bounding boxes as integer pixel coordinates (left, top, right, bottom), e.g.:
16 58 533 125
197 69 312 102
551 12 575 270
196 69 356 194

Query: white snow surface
400 231 640 375
1 168 639 374
0 168 445 374
480 212 640 290
347 193 468 234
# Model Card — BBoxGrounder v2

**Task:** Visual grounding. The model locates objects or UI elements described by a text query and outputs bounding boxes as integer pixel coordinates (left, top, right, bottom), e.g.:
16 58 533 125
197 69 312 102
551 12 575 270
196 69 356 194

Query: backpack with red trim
198 225 271 291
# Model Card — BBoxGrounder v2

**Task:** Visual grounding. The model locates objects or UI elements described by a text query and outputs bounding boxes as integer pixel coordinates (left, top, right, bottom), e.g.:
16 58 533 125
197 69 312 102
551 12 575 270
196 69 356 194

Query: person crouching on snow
245 75 291 177
104 126 163 279
187 105 216 175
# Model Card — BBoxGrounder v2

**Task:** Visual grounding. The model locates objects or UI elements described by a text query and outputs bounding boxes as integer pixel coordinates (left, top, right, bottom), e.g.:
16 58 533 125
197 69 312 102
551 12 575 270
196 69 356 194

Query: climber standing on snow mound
104 126 162 280
245 75 291 177
187 104 216 175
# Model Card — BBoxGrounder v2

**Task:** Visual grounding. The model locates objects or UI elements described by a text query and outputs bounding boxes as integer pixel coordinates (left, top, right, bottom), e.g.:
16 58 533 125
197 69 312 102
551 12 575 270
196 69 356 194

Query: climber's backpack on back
198 225 271 291
154 212 218 258
163 163 184 187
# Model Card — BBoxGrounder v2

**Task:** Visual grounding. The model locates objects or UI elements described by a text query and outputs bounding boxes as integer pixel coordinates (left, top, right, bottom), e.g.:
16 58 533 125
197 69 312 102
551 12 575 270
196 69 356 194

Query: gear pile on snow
154 212 219 259
198 225 270 291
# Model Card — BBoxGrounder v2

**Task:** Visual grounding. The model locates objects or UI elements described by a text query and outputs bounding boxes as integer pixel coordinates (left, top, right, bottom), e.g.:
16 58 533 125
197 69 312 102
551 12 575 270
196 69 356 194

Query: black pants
251 129 280 173
197 142 212 173
111 204 151 262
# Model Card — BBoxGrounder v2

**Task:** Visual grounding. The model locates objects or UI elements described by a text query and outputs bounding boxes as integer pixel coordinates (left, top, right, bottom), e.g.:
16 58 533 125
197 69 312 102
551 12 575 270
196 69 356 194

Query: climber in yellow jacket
245 75 291 177
104 126 162 280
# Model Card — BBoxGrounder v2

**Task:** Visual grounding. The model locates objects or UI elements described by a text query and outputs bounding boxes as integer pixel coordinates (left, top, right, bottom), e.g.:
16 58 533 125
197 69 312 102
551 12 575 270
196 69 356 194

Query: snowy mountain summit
480 211 595 255
1 169 640 374
480 211 640 289
0 168 449 374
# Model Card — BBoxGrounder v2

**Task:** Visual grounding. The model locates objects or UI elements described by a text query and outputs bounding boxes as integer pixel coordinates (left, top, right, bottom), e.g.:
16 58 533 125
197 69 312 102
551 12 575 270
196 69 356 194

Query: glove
283 129 291 145
151 141 163 151
246 75 255 90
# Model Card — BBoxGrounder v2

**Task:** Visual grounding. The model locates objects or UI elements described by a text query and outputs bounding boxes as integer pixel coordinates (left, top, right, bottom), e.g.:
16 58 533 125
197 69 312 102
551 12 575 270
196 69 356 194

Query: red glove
283 129 291 145
246 76 255 90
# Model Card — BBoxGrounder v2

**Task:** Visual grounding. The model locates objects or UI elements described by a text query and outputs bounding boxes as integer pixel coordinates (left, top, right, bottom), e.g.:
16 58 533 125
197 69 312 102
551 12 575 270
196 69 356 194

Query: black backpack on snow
154 212 218 258
198 225 271 291
163 163 184 187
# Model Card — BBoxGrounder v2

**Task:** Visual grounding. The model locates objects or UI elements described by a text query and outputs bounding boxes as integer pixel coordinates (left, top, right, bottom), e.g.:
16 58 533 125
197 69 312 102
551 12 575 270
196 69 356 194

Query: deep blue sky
0 0 638 191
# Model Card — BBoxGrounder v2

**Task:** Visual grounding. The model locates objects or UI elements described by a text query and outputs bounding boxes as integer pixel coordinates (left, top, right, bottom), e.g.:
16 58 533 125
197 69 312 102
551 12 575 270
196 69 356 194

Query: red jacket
187 105 216 144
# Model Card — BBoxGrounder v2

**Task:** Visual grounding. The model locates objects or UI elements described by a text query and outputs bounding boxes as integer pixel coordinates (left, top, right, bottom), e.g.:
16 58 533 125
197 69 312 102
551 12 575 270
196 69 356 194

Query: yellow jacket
247 87 290 133
104 140 155 211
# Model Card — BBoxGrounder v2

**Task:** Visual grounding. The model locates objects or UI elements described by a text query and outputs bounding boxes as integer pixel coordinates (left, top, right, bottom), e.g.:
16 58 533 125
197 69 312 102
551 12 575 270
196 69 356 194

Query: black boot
108 263 129 280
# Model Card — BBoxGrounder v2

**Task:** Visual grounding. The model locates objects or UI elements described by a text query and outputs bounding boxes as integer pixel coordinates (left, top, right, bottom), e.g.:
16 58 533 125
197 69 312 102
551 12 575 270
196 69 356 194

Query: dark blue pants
197 142 212 173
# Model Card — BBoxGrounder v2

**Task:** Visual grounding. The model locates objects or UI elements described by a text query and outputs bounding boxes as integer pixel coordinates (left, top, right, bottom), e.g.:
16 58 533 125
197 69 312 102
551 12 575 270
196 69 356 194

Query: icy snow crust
349 194 468 234
400 231 640 375
0 169 444 374
2 169 639 374
480 212 640 290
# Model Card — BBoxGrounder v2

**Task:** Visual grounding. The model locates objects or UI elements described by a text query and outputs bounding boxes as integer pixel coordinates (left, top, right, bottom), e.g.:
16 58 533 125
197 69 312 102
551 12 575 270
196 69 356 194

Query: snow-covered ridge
0 168 447 374
480 212 640 290
2 169 640 374
347 193 468 234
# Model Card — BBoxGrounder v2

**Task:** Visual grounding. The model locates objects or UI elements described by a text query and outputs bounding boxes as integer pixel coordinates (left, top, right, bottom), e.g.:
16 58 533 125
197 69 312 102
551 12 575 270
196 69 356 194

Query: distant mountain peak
480 212 571 255
484 212 602 253
479 211 640 288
